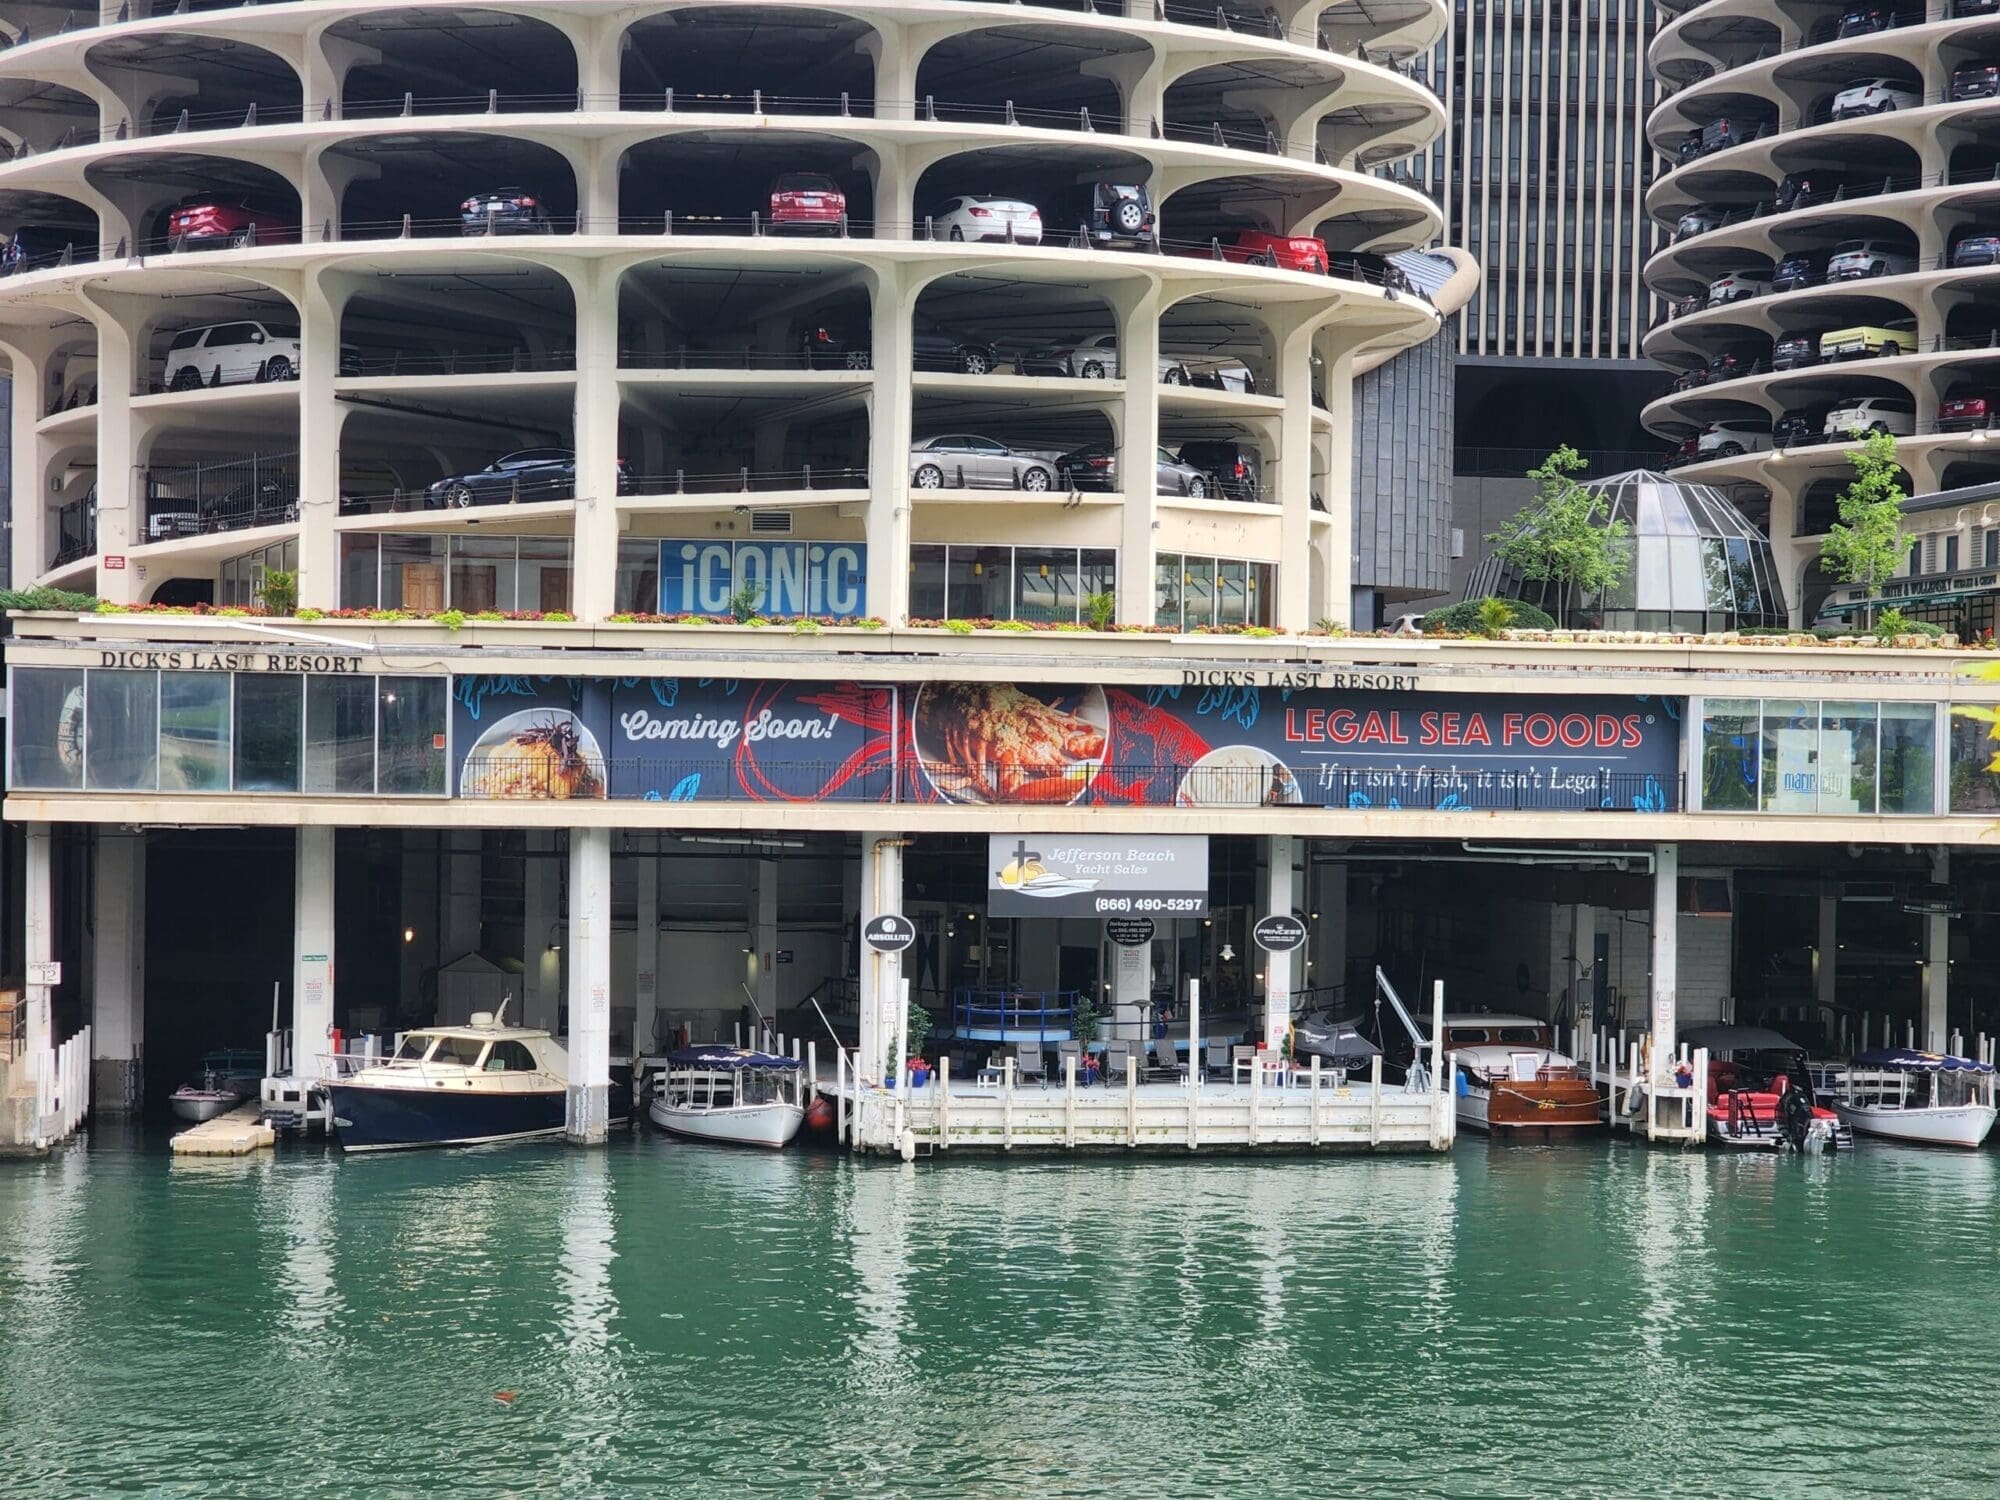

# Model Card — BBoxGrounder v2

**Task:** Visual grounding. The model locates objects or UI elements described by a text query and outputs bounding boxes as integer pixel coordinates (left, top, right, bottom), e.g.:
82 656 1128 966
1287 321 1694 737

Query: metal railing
951 987 1079 1044
50 496 96 567
143 451 298 537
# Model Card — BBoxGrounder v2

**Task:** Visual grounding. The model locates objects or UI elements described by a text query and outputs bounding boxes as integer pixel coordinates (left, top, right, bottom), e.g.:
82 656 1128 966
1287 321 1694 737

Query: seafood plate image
1176 745 1302 808
911 683 1109 804
459 709 607 799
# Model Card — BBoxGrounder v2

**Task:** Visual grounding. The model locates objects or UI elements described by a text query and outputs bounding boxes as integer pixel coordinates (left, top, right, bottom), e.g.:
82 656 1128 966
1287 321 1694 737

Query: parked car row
906 434 1263 499
1669 393 1960 466
801 321 1259 390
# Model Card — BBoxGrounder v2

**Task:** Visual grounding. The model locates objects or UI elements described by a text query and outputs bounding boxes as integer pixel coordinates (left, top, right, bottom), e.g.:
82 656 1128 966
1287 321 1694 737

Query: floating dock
170 1101 275 1157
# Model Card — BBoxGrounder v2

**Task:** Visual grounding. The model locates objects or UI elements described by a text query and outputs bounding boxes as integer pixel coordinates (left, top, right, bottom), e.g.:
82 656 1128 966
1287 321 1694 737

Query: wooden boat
1442 1014 1602 1135
1682 1024 1852 1152
1832 1048 1998 1149
648 1047 806 1148
328 1006 630 1152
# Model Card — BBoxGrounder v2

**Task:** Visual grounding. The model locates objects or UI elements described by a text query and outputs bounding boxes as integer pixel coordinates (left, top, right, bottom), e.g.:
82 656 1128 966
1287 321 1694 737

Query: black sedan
1057 444 1211 497
801 322 999 374
460 188 551 236
426 448 621 508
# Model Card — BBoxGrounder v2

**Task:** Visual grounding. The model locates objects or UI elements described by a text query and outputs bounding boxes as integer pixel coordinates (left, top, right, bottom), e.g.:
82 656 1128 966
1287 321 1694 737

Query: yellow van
1819 323 1914 360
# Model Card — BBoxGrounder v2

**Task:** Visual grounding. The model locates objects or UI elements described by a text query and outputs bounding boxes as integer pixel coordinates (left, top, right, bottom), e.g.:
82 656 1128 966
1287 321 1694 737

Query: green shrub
1875 608 1944 642
1421 597 1556 635
0 586 100 612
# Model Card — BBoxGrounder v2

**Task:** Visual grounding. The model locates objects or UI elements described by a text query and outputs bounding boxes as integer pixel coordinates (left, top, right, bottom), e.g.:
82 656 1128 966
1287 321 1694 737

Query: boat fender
1454 1068 1469 1098
1623 1084 1645 1117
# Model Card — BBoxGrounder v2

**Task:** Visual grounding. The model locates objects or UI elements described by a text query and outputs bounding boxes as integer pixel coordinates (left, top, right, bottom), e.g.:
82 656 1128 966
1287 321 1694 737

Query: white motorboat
1440 1014 1601 1135
648 1047 806 1149
168 1049 265 1122
1832 1047 1998 1149
328 1005 630 1152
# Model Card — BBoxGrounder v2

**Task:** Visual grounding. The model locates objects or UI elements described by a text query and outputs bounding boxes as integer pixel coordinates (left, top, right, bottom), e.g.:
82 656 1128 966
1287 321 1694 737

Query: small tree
1820 429 1907 626
1487 446 1631 626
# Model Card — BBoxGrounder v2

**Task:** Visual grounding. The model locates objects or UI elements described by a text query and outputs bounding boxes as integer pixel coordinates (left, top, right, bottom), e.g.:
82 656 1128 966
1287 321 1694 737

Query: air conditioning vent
750 510 792 534
1450 527 1465 559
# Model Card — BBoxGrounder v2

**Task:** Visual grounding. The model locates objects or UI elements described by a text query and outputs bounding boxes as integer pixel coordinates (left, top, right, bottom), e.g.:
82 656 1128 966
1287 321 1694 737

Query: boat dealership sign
987 835 1209 917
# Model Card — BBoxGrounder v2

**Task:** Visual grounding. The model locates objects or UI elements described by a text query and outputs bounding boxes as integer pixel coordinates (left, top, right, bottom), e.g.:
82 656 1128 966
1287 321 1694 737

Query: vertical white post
1650 844 1679 1071
1065 1051 1077 1148
1369 1052 1382 1146
895 975 911 1101
1125 1055 1137 1147
1309 1054 1322 1147
1002 1055 1014 1149
23 824 53 1063
1263 833 1295 1050
836 1043 848 1146
294 826 336 1086
565 826 612 1144
91 831 145 1112
858 836 904 1086
1188 977 1202 1085
937 1054 950 1149
1249 1053 1262 1146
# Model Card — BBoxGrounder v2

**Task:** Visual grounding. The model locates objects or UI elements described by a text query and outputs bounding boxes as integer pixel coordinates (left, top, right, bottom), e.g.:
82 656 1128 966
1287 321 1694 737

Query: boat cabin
364 1014 567 1085
658 1048 804 1112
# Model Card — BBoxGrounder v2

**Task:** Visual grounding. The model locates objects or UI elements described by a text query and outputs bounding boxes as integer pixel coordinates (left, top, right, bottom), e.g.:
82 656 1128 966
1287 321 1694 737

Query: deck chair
1103 1040 1134 1084
1205 1040 1231 1080
1231 1045 1258 1085
1149 1035 1187 1082
1016 1042 1048 1083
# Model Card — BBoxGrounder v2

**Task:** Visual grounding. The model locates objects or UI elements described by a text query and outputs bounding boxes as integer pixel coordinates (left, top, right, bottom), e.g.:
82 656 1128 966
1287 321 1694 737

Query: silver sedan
908 434 1056 491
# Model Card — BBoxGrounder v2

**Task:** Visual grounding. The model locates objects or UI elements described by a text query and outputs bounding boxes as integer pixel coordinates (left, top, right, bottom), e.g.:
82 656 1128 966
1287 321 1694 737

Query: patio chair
1103 1040 1134 1084
975 1046 1009 1087
1016 1042 1048 1083
1231 1045 1258 1085
1148 1035 1187 1083
1204 1040 1231 1081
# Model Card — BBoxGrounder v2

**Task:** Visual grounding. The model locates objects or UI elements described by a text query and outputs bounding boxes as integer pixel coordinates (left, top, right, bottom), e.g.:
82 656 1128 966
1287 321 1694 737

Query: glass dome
1463 469 1786 631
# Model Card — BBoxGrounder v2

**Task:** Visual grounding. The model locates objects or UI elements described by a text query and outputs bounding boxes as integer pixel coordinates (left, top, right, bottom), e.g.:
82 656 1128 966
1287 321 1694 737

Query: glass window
432 1036 488 1068
1880 702 1936 815
1154 553 1183 629
159 672 229 791
1248 564 1274 626
1817 703 1876 815
485 1040 538 1072
378 677 447 795
909 544 947 620
1182 558 1216 628
379 533 449 613
945 546 1011 620
1081 550 1116 614
10 667 85 790
340 534 380 610
450 534 518 613
86 670 157 791
303 676 376 794
1700 698 1759 811
1014 548 1077 623
1759 699 1818 813
616 538 660 614
517 536 571 615
234 674 302 792
1216 559 1248 626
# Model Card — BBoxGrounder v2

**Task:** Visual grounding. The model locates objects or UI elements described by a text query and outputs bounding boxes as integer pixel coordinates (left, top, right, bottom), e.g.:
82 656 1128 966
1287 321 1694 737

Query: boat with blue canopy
648 1046 807 1149
1832 1048 1998 1149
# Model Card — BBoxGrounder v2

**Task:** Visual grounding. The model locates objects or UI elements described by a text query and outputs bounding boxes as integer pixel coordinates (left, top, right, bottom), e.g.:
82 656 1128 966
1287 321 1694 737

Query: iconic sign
1253 914 1308 953
656 539 867 618
863 914 916 953
987 835 1209 917
1106 917 1157 947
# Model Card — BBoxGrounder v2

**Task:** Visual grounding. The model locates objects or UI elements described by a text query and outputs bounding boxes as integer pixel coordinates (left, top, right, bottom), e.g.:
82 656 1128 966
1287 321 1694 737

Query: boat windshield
393 1034 435 1062
1492 1027 1545 1045
430 1037 489 1068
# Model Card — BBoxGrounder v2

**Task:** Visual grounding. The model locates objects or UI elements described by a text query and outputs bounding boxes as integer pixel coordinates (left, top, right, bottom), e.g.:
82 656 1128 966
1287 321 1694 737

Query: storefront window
945 547 1011 619
1247 564 1274 626
340 534 380 610
1817 703 1877 815
159 672 230 791
84 670 158 791
1700 699 1758 810
234 675 302 792
1014 548 1076 623
517 536 572 615
909 545 947 619
1758 699 1817 813
1081 549 1116 608
303 676 376 793
1182 558 1216 629
1880 702 1935 814
1949 707 2000 812
378 677 447 794
10 667 84 790
379 533 448 612
1155 553 1183 628
615 538 659 614
1216 560 1248 627
451 534 518 613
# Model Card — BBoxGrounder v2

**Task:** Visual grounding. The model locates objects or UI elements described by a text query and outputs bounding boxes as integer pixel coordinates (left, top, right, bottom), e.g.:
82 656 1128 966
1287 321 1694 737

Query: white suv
163 320 300 390
1826 239 1917 280
1823 396 1916 438
1697 420 1772 457
1831 78 1922 119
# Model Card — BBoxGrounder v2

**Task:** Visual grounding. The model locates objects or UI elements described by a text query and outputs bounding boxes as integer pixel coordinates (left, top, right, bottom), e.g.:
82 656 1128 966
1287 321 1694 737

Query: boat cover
1679 1025 1806 1054
667 1046 803 1071
1852 1047 1997 1075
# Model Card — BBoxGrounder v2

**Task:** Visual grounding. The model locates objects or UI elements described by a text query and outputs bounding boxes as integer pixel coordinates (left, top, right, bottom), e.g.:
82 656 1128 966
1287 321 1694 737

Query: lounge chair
1204 1040 1231 1080
1017 1042 1047 1083
1231 1045 1258 1085
1148 1036 1186 1082
1103 1040 1134 1084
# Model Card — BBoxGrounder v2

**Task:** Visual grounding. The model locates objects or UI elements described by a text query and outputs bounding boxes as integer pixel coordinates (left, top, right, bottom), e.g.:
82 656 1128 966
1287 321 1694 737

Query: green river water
2 1126 1997 1497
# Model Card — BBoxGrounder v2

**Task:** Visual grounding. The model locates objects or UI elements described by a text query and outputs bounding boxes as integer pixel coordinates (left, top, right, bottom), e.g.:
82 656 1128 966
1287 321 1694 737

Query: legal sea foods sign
657 539 867 618
447 676 1681 811
988 834 1210 917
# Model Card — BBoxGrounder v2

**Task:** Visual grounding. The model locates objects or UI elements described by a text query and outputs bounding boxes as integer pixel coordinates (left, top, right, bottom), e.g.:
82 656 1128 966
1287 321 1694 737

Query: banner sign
449 676 1680 811
987 834 1209 917
902 683 1679 812
657 539 867 618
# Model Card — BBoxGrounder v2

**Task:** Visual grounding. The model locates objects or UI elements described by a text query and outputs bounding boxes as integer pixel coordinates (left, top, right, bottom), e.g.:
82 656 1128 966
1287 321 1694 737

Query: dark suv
1774 407 1828 448
1772 333 1820 370
459 187 550 236
1175 440 1261 502
1773 251 1826 290
800 321 1000 373
1076 183 1155 250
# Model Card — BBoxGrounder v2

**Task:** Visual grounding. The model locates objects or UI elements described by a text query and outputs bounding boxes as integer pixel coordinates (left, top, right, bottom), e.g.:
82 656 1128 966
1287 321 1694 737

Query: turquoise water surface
2 1127 1997 1496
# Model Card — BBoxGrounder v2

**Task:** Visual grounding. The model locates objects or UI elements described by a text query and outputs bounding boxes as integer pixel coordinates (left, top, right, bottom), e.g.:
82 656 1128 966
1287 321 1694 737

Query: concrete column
1263 834 1295 1049
91 832 145 1111
1276 321 1317 632
1815 891 1838 1025
1650 843 1678 1070
857 834 905 1085
523 831 560 1033
570 260 622 621
23 824 52 1061
633 846 659 1056
296 268 350 609
1319 341 1357 629
866 267 914 622
565 827 613 1143
1924 850 1950 1051
294 826 336 1084
2 334 53 583
79 291 143 601
1112 282 1161 626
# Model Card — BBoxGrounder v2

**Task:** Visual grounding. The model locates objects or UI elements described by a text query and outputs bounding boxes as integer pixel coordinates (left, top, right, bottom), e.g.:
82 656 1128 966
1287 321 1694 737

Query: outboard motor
1778 1082 1817 1151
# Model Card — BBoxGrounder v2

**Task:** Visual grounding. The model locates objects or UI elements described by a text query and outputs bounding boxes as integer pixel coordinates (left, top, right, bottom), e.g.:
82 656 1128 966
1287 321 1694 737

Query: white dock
1567 1024 1708 1146
170 1101 275 1156
830 1053 1456 1157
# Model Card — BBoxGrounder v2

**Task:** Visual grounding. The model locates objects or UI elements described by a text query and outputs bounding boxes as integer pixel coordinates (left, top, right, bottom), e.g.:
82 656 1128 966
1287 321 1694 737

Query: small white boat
648 1047 806 1149
1832 1048 1999 1149
169 1049 265 1122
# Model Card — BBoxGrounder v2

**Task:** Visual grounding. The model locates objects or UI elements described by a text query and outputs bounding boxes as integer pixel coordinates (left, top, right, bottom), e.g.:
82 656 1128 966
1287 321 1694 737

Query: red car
769 173 845 234
1939 393 1996 431
165 199 296 251
1209 231 1329 272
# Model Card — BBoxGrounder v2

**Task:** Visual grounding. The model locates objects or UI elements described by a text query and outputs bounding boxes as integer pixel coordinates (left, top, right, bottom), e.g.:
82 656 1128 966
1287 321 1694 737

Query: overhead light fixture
402 927 415 944
682 834 806 850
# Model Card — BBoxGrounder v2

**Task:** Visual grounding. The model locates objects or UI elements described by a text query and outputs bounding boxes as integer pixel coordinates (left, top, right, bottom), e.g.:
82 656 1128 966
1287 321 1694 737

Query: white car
1676 207 1722 239
1018 332 1255 390
1826 238 1917 280
930 196 1041 244
163 319 300 389
1831 78 1922 119
1697 420 1773 457
1823 397 1916 438
1707 271 1771 306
